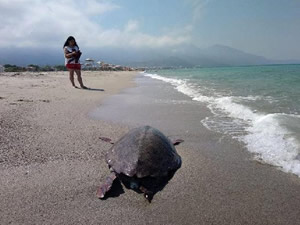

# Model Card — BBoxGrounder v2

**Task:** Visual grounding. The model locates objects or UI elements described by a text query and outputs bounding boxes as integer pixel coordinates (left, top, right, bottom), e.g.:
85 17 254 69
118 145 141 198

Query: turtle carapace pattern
97 126 183 202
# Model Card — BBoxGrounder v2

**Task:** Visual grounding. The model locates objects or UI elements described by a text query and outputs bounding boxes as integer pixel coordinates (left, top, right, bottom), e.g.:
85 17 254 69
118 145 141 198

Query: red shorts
66 63 81 70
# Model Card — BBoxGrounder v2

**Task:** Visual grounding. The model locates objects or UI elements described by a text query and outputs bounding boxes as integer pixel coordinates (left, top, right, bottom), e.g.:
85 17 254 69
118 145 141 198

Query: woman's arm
64 48 77 58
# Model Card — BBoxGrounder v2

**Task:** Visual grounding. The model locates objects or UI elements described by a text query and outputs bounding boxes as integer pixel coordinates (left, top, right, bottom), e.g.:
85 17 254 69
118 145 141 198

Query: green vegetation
2 64 138 72
53 65 67 71
4 64 26 72
3 64 67 72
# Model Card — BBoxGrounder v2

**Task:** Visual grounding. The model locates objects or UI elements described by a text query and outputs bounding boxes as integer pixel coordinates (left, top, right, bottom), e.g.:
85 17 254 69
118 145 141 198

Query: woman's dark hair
63 36 79 48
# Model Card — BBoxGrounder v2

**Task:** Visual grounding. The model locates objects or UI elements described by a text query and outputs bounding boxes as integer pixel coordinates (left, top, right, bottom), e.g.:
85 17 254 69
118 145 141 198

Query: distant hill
0 44 299 67
200 44 271 66
124 44 300 67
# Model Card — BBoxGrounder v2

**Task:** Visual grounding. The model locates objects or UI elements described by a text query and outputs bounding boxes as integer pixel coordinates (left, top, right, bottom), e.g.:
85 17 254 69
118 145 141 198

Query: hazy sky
0 0 300 60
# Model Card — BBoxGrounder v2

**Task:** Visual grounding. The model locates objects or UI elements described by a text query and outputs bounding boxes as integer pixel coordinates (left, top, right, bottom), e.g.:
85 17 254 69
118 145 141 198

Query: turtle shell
105 126 182 178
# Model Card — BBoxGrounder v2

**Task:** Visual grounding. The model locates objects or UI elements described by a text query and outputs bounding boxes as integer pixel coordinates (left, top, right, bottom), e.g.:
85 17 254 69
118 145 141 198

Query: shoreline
142 69 300 178
0 71 300 225
91 73 300 224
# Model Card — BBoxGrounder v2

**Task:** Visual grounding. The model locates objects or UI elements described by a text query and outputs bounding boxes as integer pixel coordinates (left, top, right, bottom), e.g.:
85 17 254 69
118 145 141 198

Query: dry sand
0 71 300 225
0 71 136 224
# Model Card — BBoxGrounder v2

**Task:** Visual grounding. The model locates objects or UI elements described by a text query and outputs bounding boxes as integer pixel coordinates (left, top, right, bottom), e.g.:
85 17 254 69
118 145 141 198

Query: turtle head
129 180 140 190
172 139 184 146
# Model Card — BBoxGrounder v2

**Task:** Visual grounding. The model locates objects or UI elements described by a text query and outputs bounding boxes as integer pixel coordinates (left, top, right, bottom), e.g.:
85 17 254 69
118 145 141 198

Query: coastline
91 73 300 224
0 71 300 225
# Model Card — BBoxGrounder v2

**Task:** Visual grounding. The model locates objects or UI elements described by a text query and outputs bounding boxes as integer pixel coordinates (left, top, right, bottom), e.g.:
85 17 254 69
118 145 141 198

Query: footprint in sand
17 99 34 102
39 99 51 103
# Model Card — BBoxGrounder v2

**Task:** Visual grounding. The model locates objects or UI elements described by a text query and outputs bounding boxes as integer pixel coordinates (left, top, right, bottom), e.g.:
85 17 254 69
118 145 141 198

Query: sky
0 0 300 60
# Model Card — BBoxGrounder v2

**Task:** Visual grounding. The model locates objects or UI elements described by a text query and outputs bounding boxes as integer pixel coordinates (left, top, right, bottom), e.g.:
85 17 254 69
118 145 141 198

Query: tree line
3 64 67 72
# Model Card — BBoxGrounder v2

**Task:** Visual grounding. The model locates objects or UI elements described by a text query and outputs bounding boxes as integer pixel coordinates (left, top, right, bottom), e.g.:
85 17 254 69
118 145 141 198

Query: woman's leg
75 70 87 88
68 69 76 87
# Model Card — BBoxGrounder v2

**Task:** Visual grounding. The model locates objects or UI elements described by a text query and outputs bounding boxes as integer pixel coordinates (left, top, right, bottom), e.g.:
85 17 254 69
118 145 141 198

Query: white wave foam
236 95 276 103
144 72 300 177
245 114 300 176
144 73 214 102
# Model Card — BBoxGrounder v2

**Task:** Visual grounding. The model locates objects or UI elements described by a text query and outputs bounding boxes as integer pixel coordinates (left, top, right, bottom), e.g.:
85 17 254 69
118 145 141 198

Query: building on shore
84 58 95 69
0 65 4 72
82 58 138 71
96 61 102 68
26 66 37 72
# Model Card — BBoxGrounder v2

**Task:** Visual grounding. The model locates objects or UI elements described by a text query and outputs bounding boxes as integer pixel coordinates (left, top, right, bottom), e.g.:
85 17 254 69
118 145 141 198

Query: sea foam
143 72 300 177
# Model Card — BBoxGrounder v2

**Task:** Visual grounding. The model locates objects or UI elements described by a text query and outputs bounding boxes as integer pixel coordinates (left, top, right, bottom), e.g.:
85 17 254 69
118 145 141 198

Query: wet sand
91 74 300 224
0 71 299 225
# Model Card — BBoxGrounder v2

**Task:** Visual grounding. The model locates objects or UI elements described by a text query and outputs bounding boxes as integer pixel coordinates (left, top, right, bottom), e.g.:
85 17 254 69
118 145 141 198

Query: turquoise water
150 65 300 115
144 65 300 177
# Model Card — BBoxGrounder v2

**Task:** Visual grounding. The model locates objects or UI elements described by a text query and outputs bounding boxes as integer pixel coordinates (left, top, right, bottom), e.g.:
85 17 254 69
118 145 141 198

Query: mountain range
0 44 299 67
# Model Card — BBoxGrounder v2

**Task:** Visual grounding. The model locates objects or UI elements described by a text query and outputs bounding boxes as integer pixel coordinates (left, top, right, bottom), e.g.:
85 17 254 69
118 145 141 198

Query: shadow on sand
101 179 125 199
100 171 176 202
84 88 105 91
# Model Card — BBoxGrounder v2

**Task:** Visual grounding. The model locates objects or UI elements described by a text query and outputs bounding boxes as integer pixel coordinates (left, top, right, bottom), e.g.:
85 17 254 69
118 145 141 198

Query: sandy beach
0 71 300 225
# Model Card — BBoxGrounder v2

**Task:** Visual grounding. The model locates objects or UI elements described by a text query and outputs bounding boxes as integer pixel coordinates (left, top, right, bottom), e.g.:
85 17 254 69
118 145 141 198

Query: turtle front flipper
139 186 154 203
97 172 117 199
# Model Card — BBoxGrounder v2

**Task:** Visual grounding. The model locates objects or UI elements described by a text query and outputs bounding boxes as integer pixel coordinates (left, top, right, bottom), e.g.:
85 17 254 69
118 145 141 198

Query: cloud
84 0 120 15
0 0 191 49
185 0 211 22
125 20 139 32
0 0 116 47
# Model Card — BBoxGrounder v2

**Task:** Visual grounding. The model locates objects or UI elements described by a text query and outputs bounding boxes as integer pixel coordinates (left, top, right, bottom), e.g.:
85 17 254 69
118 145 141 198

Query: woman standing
63 36 88 89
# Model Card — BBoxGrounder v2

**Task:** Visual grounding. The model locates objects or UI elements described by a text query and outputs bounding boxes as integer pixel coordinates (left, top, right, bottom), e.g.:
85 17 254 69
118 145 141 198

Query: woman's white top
64 45 80 65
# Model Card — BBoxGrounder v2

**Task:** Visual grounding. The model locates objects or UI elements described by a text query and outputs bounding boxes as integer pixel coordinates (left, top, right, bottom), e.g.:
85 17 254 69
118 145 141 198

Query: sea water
143 65 300 177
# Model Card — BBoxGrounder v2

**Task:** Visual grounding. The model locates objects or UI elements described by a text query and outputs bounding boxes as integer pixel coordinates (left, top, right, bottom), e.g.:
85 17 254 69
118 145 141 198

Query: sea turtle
97 125 183 202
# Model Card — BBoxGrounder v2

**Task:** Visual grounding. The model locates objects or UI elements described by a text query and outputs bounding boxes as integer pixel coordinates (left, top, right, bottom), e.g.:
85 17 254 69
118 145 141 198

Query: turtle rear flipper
97 173 117 199
172 139 184 146
167 137 184 146
99 137 114 145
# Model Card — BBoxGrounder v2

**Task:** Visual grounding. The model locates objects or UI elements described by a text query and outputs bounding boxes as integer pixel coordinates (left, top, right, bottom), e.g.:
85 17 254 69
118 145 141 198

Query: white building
85 58 94 67
0 65 4 72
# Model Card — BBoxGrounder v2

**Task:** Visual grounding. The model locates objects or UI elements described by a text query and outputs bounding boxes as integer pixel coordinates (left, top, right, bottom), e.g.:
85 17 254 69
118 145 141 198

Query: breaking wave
143 72 300 177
